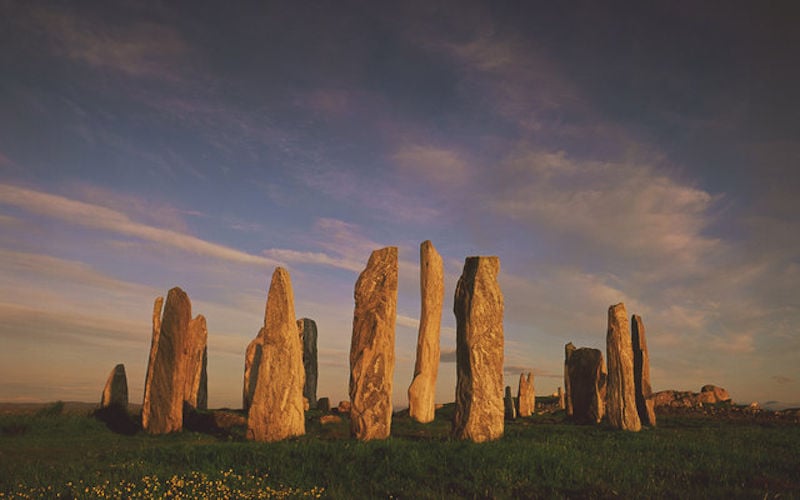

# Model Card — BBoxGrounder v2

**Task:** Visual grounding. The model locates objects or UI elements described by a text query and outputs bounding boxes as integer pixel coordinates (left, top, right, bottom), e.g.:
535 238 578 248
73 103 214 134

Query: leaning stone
504 386 517 420
142 288 192 434
247 268 306 442
606 303 641 431
517 372 535 417
453 256 504 442
567 347 607 424
297 318 318 409
349 247 398 440
100 364 128 409
631 314 656 427
408 240 444 424
142 296 164 427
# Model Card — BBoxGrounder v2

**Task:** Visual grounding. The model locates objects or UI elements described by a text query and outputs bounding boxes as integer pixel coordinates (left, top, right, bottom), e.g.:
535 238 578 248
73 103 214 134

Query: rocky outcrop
564 342 576 416
100 364 128 408
631 314 655 427
142 288 192 434
653 385 732 408
606 303 641 431
242 330 264 411
566 347 607 424
349 247 398 440
408 240 444 424
184 315 208 410
453 256 504 442
504 386 517 420
298 318 318 409
517 372 535 417
247 268 306 442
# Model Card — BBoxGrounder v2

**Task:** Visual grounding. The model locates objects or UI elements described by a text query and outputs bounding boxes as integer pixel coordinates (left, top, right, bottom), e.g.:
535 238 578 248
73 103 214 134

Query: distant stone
557 386 565 410
100 364 128 409
337 400 351 413
408 240 444 424
504 386 517 420
453 256 504 442
631 315 656 427
652 385 732 408
517 372 535 417
606 303 641 431
184 315 208 410
247 268 306 442
320 415 342 425
242 331 264 411
297 318 318 409
567 347 607 424
564 343 576 416
700 385 731 404
349 247 398 440
317 397 331 412
142 288 192 434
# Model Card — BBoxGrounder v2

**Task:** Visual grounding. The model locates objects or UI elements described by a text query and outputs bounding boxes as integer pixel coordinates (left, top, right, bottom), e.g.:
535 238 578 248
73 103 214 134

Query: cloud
392 144 471 185
440 348 457 363
0 183 282 268
771 375 794 385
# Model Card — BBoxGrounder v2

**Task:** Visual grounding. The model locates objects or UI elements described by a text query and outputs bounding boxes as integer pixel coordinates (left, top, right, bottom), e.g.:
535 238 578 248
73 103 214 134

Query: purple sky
1 1 798 409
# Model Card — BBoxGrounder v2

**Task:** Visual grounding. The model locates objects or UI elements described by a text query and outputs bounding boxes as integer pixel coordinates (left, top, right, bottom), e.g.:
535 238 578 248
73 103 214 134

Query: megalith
632 314 656 427
517 372 535 417
142 296 163 424
184 315 208 410
247 268 306 441
567 347 607 424
557 386 565 410
349 247 398 440
606 303 641 431
297 318 318 409
452 256 504 442
142 287 192 434
504 386 517 420
242 329 264 411
408 240 444 424
564 342 576 416
100 363 128 408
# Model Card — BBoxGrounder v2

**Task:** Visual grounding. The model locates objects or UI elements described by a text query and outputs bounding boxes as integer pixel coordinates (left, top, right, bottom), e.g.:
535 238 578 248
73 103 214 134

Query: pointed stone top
264 267 295 333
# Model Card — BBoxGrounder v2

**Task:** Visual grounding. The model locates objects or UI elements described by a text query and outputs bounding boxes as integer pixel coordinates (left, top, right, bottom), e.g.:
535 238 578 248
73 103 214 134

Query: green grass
1 404 799 498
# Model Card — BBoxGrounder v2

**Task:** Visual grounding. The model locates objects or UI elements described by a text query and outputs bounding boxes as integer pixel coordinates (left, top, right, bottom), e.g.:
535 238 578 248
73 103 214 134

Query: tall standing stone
247 268 306 441
100 364 128 408
517 372 535 417
567 347 607 424
606 303 641 431
297 318 318 409
184 315 208 410
632 314 656 427
504 386 516 420
564 342 576 416
349 247 398 440
242 329 264 411
453 256 504 443
142 288 192 434
142 296 164 426
408 240 444 424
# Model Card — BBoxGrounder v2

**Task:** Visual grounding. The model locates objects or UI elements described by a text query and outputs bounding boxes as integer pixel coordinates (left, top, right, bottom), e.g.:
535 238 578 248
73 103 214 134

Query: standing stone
504 386 517 420
100 364 128 408
453 256 504 443
349 247 398 440
297 318 318 409
242 329 264 411
632 314 656 427
317 397 331 412
557 386 565 410
247 268 306 441
606 303 641 431
142 296 164 426
142 288 192 434
184 315 208 410
564 342 576 416
517 372 535 417
567 347 607 424
408 240 444 424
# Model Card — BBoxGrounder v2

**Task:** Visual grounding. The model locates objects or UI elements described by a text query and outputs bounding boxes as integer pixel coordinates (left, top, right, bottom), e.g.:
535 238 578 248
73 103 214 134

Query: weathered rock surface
653 385 732 408
142 288 192 434
453 256 504 442
297 318 319 409
557 386 565 410
349 247 398 440
631 314 656 427
567 347 607 424
247 268 306 442
700 384 731 404
320 415 342 425
337 400 351 413
100 364 128 408
564 342 576 416
517 372 535 417
184 315 208 410
408 240 444 424
242 330 264 411
142 296 164 426
606 303 641 431
504 386 517 420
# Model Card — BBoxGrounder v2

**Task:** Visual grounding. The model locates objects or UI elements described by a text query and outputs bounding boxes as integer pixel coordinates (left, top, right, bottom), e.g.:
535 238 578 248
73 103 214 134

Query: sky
1 1 798 410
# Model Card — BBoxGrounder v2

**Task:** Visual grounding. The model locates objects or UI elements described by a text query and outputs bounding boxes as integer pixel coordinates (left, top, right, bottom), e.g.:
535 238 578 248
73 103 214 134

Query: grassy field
1 402 799 499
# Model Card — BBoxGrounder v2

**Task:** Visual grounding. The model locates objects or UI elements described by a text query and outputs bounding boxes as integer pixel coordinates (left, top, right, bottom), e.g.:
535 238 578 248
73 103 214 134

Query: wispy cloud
392 144 472 185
